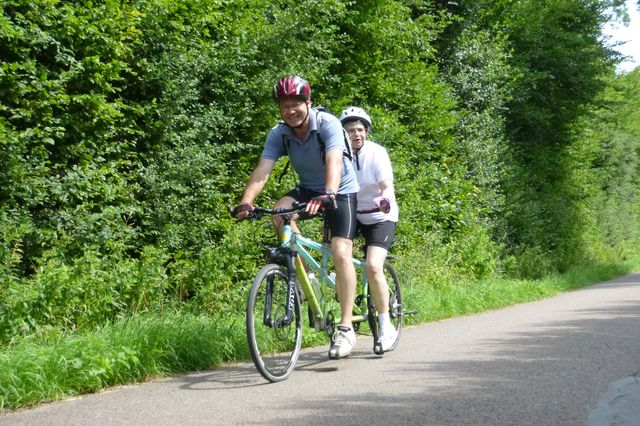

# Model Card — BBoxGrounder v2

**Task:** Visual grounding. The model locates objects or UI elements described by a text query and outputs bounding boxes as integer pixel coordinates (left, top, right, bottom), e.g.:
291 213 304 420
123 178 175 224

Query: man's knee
332 238 353 262
274 196 295 209
366 262 383 276
271 196 298 230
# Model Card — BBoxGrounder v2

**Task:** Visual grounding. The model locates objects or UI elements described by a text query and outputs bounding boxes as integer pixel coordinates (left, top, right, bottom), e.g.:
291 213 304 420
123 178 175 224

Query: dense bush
1 0 638 344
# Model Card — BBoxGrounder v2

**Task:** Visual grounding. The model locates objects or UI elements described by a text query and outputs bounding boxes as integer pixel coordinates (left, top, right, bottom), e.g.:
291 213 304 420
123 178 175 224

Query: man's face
344 121 367 150
278 97 309 128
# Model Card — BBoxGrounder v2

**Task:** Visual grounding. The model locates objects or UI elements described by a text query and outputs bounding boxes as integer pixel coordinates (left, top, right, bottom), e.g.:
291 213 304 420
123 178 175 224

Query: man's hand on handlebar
231 202 254 220
306 192 337 216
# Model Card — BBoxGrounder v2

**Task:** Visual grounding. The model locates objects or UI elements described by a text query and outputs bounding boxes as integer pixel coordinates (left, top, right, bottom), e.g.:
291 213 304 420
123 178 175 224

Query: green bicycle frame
278 221 368 326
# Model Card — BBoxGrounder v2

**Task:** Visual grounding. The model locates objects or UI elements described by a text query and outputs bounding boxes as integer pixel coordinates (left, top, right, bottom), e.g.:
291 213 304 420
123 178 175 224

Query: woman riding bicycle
339 106 399 351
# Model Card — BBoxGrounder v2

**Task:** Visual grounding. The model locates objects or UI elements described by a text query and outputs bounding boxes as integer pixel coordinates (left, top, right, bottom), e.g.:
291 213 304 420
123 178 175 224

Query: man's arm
240 158 276 205
306 149 342 215
323 148 343 194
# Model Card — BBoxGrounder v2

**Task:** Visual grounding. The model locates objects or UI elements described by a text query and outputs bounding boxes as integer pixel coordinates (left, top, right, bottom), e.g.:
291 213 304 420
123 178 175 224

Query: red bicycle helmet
273 76 311 100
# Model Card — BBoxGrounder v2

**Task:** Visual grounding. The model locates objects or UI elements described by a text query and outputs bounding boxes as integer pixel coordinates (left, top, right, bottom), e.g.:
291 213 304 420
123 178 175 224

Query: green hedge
1 0 638 344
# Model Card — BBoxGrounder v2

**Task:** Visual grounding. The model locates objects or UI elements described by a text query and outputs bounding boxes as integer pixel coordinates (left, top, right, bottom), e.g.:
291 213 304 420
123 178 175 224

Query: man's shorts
285 186 357 240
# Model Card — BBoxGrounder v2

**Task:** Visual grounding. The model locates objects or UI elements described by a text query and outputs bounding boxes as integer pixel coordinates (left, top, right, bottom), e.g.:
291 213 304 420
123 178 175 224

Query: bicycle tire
368 260 403 354
246 264 302 382
384 260 403 350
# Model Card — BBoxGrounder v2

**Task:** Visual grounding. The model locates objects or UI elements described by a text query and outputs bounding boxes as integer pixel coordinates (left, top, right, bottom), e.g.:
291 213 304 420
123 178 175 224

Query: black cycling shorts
357 220 397 253
285 186 358 240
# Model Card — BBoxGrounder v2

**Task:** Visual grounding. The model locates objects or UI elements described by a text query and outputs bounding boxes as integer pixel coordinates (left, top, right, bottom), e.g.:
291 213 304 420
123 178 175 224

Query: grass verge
1 256 639 411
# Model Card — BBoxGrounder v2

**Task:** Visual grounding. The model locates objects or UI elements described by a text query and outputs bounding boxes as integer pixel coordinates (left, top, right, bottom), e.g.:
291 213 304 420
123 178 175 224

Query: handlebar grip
292 201 306 210
357 207 381 214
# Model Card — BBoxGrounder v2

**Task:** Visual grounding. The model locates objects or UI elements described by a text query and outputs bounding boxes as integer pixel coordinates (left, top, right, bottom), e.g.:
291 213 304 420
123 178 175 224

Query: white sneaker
379 326 398 352
329 326 356 359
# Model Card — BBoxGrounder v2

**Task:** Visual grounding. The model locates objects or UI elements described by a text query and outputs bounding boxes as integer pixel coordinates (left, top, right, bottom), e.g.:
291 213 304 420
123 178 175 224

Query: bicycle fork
262 248 298 328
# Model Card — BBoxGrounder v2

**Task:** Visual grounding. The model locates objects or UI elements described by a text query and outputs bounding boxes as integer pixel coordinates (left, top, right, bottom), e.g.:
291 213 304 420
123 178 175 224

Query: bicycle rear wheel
246 264 302 382
384 260 403 349
369 260 403 354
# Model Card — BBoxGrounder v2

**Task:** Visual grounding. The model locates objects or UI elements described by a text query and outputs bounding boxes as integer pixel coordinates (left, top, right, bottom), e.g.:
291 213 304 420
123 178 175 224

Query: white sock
379 313 392 331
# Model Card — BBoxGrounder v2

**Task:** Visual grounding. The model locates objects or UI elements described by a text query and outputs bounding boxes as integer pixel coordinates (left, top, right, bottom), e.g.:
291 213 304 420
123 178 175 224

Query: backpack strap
314 108 353 164
277 132 292 183
341 127 353 161
315 109 326 164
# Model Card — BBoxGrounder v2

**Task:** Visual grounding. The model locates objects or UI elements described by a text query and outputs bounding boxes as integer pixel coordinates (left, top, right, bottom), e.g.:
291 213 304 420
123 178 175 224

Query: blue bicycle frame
276 218 368 327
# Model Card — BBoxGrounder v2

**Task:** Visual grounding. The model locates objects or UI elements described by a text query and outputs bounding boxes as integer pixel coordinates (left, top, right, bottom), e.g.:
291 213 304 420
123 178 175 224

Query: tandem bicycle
233 202 407 382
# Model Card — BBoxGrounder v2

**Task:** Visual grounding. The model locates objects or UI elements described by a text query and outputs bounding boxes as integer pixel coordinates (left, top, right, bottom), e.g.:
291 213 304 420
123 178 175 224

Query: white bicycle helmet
338 106 372 128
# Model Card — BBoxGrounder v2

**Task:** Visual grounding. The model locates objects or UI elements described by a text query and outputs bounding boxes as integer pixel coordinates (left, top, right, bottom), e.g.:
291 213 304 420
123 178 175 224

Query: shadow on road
213 278 640 425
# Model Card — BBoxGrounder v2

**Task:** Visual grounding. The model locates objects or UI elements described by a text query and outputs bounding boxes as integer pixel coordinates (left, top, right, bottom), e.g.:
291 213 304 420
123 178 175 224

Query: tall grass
1 254 639 411
400 254 640 323
0 313 247 410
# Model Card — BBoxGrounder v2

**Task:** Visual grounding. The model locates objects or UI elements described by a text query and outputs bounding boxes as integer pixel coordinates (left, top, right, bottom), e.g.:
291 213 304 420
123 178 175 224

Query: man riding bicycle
232 76 360 359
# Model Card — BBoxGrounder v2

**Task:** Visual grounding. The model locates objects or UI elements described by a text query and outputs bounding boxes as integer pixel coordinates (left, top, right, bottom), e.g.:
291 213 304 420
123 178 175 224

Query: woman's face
344 120 368 150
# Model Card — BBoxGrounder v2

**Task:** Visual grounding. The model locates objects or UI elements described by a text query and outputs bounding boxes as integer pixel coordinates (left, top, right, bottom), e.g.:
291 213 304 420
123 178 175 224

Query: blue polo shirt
261 109 359 194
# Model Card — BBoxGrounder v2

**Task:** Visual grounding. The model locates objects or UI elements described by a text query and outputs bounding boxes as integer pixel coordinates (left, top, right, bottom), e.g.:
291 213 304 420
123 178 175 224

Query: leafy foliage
1 0 639 347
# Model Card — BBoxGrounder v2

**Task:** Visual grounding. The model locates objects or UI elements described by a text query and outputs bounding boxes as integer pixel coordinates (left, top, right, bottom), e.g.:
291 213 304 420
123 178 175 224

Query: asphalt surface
1 273 639 425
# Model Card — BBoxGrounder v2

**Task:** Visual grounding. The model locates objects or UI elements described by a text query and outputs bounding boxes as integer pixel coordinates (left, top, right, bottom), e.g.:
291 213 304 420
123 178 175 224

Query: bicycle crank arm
351 314 367 323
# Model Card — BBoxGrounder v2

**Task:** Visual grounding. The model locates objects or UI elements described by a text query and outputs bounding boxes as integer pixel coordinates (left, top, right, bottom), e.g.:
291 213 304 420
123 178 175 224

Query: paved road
2 273 639 425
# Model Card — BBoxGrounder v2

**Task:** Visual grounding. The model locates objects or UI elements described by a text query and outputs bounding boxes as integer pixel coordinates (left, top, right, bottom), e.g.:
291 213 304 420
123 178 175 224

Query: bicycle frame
273 215 369 332
241 202 406 381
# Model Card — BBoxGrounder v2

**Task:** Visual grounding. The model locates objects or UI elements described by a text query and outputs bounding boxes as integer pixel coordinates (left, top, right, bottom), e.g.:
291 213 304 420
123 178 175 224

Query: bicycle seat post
322 216 331 244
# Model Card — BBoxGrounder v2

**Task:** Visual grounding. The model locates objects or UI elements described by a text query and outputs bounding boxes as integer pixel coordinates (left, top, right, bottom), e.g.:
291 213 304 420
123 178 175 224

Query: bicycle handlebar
228 202 309 222
356 207 384 214
229 202 385 221
254 202 308 217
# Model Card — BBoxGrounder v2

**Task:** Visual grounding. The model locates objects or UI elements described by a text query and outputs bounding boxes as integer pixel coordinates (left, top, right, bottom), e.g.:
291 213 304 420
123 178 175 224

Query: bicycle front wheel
246 263 302 382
